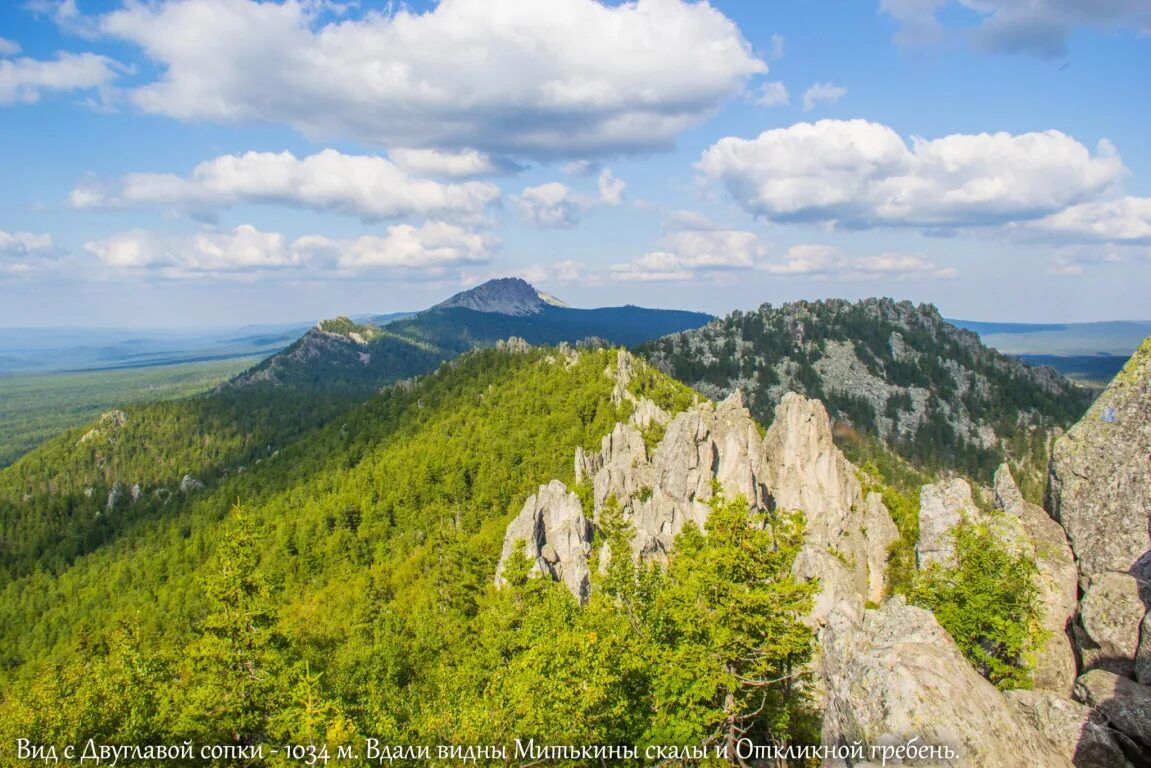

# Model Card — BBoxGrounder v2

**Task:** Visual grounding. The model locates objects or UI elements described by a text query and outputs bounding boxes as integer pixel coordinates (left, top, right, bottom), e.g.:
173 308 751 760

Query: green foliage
908 520 1044 690
0 357 258 468
641 489 817 753
0 351 822 760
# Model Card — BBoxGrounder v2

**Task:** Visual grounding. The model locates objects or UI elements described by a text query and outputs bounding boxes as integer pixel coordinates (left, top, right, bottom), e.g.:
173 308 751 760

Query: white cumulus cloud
699 119 1125 229
95 0 765 159
801 81 847 111
71 149 500 222
0 51 121 105
511 183 585 229
1029 196 1151 243
388 148 504 179
83 222 493 278
611 227 768 282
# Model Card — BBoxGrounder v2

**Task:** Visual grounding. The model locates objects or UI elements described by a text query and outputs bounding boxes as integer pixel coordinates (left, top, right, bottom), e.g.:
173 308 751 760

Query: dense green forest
0 334 1056 765
0 358 258 469
0 346 829 762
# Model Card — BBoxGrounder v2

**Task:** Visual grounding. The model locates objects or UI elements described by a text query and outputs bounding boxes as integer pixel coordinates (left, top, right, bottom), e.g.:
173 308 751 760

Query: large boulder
915 478 977 568
1048 337 1151 580
1075 669 1151 755
495 480 593 602
1004 688 1131 768
820 600 1074 768
995 464 1079 695
1076 572 1150 678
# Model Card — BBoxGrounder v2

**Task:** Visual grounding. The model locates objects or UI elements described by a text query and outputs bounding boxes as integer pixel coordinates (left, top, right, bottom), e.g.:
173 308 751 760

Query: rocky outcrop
995 464 1079 695
1076 572 1150 678
820 600 1074 768
501 352 898 620
1048 337 1151 580
1075 669 1151 756
494 480 592 602
1004 689 1131 768
765 393 874 623
916 478 978 568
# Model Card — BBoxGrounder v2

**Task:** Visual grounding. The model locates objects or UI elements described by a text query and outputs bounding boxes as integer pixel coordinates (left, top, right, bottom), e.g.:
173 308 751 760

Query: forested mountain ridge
0 384 358 581
226 278 712 394
1 344 762 750
637 297 1093 499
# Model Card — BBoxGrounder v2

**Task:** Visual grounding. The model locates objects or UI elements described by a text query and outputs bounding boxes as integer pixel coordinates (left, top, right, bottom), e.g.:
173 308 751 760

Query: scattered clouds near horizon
611 228 769 282
763 244 957 279
511 169 626 229
0 229 57 279
71 149 501 223
0 50 121 105
85 0 765 160
0 230 53 256
1028 197 1151 244
801 82 847 111
699 119 1127 231
82 222 494 279
881 0 1151 57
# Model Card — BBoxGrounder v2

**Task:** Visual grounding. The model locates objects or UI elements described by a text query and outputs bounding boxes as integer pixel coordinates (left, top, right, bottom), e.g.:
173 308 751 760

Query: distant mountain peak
433 277 568 316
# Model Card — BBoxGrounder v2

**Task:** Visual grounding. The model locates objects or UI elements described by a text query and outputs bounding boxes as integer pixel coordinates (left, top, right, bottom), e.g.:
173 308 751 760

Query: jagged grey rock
765 393 873 623
820 600 1074 768
1075 669 1151 753
433 276 557 315
1077 572 1150 678
1048 337 1151 580
1004 688 1131 768
995 464 1079 695
916 477 977 568
495 480 592 602
862 491 899 605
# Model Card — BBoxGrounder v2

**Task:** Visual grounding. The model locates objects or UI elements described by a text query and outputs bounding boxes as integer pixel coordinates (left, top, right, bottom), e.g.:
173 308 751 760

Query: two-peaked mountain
230 277 712 394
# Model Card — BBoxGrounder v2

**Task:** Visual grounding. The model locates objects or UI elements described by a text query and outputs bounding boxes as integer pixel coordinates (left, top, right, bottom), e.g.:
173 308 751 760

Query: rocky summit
432 276 562 316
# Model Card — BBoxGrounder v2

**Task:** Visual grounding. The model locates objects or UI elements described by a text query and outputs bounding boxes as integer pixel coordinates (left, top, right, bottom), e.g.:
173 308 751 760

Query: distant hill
231 278 712 394
639 298 1093 498
948 318 1151 387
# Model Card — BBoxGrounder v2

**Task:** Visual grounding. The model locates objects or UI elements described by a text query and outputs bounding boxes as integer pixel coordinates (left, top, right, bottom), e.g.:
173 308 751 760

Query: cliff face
1044 336 1151 762
1048 336 1151 580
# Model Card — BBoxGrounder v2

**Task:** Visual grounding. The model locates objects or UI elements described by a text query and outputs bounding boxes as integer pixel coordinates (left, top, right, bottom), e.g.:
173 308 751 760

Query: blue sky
0 0 1148 327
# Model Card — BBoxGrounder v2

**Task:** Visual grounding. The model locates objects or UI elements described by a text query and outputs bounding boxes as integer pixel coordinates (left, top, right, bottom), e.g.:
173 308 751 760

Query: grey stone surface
1048 337 1151 580
821 601 1074 768
1075 669 1151 752
495 479 592 602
